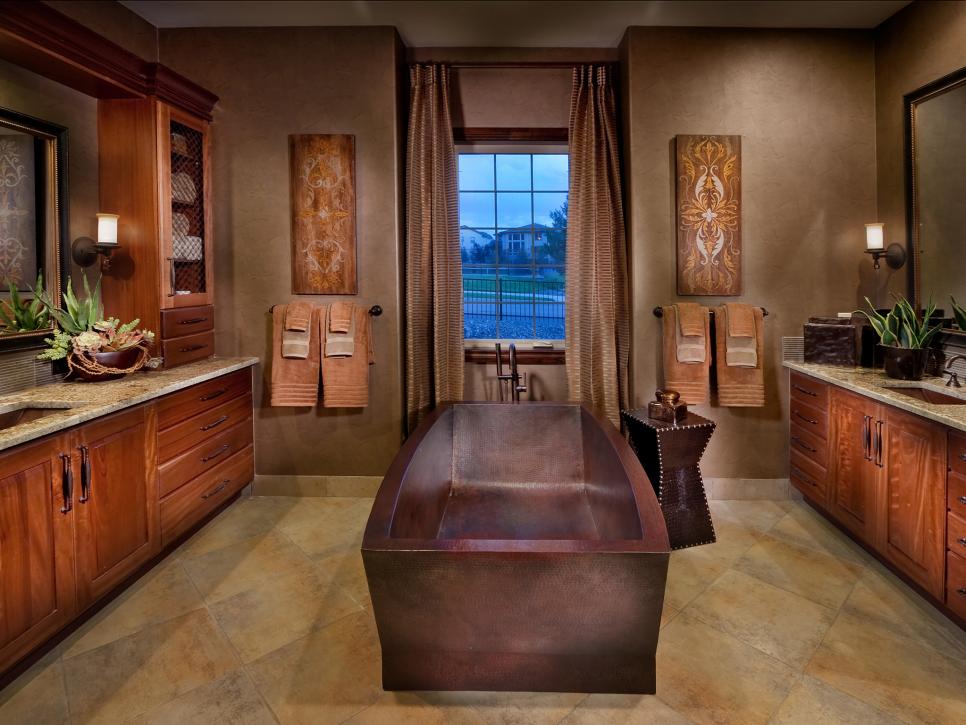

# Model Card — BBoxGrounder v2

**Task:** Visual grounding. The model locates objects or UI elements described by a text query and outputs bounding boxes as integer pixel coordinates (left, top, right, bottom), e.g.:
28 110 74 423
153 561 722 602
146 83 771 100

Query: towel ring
653 306 767 318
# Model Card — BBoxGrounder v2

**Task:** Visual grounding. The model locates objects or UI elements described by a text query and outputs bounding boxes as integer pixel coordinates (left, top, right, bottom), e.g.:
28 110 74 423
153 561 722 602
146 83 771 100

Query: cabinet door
879 406 946 598
828 389 879 541
73 405 160 607
0 436 76 672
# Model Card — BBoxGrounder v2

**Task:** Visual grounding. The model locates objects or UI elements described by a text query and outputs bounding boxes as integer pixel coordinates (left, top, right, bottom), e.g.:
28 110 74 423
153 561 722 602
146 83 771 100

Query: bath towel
715 305 765 407
674 303 707 363
322 304 373 408
324 304 356 358
271 304 322 406
724 303 758 368
281 301 314 359
328 301 353 333
662 305 710 404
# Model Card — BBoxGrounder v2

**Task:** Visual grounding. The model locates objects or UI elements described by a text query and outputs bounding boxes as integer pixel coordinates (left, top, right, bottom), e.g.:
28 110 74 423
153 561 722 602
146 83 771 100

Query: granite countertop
0 356 259 452
783 361 966 433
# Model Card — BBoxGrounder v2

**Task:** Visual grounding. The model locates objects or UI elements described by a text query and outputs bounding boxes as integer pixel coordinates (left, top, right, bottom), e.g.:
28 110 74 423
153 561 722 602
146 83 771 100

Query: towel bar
269 304 382 317
653 306 767 318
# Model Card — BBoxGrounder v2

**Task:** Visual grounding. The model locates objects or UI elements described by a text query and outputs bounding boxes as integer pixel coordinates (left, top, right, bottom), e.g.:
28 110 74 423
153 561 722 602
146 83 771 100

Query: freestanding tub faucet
495 342 527 402
943 354 965 387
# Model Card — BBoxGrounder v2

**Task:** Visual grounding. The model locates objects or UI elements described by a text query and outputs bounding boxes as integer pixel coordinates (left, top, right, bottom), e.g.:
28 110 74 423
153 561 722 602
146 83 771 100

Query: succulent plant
859 295 942 350
0 271 50 333
951 296 966 332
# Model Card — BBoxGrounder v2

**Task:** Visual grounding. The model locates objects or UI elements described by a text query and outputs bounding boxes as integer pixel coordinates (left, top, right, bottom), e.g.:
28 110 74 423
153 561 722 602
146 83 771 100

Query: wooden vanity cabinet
828 388 881 543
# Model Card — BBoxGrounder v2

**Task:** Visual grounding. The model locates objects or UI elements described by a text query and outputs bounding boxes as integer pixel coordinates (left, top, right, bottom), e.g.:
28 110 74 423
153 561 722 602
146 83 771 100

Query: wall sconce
864 222 906 270
72 213 121 272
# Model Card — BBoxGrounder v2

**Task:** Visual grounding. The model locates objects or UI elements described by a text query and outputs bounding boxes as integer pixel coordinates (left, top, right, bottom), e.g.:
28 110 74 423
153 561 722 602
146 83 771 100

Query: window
458 152 568 341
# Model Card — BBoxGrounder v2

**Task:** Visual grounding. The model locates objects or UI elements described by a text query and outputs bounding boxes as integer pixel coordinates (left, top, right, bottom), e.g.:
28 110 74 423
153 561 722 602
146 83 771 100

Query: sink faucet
494 343 528 402
944 354 965 388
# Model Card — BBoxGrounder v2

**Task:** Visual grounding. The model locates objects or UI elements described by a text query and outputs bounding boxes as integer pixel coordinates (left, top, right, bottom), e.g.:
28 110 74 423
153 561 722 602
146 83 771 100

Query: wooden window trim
464 348 565 365
454 127 568 144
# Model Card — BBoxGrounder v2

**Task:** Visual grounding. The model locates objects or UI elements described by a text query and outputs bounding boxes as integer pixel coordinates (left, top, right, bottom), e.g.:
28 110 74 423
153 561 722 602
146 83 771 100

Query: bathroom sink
883 386 966 405
0 404 72 431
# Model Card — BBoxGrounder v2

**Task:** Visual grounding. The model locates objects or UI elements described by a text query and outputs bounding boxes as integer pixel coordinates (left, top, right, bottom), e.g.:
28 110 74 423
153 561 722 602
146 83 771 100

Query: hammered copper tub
362 402 670 694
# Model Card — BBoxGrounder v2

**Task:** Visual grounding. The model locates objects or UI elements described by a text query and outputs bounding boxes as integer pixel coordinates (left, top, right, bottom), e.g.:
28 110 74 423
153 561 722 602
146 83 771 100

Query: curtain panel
405 64 464 432
565 64 630 427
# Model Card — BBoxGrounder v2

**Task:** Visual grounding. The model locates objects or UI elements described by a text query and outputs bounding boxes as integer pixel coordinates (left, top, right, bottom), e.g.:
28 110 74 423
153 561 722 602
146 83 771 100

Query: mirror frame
904 64 966 320
0 106 70 352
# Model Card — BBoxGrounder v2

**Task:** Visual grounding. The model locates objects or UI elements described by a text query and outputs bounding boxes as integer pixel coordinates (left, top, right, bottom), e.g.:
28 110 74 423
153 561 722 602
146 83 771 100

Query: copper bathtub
362 402 670 693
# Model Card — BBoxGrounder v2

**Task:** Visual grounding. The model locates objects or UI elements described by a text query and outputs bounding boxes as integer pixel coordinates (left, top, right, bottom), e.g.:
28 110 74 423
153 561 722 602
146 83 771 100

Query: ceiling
121 0 912 47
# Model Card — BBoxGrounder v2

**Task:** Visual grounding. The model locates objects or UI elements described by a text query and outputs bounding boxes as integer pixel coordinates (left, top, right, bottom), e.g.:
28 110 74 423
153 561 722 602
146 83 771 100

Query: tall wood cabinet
99 97 216 368
828 389 881 543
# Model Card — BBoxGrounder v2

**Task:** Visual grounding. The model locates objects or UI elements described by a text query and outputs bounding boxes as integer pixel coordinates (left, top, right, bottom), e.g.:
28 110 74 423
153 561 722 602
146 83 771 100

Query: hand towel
328 301 353 333
324 304 356 358
674 303 707 363
285 301 313 332
271 304 322 406
662 305 710 404
280 301 313 359
715 305 765 407
724 303 758 368
322 305 373 408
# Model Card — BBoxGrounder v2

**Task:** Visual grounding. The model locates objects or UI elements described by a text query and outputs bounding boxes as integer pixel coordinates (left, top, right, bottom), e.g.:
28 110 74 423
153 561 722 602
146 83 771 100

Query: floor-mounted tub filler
362 402 670 693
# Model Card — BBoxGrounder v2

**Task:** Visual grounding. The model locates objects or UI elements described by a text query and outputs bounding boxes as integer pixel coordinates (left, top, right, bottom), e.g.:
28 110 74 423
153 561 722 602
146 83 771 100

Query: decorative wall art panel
675 135 741 296
289 134 357 294
0 134 36 289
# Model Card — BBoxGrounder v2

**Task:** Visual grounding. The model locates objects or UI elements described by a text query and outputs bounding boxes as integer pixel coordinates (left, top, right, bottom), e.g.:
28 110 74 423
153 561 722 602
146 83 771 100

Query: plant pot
879 345 928 381
70 347 144 382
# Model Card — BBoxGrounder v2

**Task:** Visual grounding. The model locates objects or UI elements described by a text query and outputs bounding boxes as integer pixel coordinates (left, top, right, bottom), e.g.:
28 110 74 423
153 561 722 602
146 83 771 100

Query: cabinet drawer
790 372 828 410
160 446 253 547
950 431 966 479
946 551 966 620
157 369 251 430
161 331 214 368
159 418 253 498
161 305 214 338
159 393 253 463
790 422 827 468
948 511 966 556
789 398 828 439
790 449 827 502
949 471 966 516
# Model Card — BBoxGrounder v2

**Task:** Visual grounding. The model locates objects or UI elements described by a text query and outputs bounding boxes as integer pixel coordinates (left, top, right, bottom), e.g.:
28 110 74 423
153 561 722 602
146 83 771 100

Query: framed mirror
0 106 69 351
905 66 966 331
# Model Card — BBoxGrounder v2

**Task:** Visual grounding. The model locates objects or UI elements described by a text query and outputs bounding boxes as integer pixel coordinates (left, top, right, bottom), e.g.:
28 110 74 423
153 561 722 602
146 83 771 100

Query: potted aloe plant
859 296 942 380
952 297 966 332
35 275 155 381
0 272 50 334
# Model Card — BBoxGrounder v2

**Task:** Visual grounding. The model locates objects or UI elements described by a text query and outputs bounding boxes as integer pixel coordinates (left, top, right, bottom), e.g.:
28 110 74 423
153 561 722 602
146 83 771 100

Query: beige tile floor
2 496 965 725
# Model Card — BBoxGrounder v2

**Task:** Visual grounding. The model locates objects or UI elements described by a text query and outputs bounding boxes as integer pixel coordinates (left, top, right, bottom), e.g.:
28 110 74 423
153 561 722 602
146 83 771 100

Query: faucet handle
517 371 528 394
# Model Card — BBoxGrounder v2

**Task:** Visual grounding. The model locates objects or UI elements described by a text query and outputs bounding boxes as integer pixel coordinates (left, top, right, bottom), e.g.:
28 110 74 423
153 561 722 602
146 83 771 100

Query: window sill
464 347 565 365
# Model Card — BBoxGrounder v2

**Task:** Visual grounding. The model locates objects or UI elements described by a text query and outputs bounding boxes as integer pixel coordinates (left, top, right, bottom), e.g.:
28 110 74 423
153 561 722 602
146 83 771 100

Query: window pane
533 154 568 191
459 192 495 228
460 228 496 265
537 226 566 265
497 228 533 265
495 154 531 191
496 192 531 227
458 154 494 190
463 270 499 339
533 192 568 226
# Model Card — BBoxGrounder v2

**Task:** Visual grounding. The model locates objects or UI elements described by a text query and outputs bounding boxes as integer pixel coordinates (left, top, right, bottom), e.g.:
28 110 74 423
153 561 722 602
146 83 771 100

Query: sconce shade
865 223 884 251
96 213 119 246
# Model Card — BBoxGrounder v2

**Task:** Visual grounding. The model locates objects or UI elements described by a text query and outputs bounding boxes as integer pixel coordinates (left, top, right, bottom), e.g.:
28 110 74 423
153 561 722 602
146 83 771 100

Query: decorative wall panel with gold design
0 133 37 288
289 134 357 294
675 135 741 296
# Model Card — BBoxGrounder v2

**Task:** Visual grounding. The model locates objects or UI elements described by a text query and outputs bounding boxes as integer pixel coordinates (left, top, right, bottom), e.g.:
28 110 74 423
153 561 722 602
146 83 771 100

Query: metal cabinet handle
201 415 229 432
60 453 73 514
792 383 817 397
201 479 230 500
179 344 207 353
178 317 208 325
78 445 91 503
201 444 230 463
791 436 817 453
960 453 966 462
959 495 966 505
862 415 872 461
958 537 966 548
794 410 818 425
791 466 817 488
875 420 884 467
958 587 966 597
200 388 226 402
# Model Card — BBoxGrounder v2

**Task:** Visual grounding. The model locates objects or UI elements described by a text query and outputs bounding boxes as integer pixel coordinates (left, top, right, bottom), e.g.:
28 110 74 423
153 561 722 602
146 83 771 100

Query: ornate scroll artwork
675 135 741 296
0 133 36 288
289 134 357 294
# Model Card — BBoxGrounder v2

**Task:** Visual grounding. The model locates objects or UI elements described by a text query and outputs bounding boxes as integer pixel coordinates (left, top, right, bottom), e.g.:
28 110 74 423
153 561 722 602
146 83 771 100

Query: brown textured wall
875 0 966 302
158 27 405 477
621 27 877 478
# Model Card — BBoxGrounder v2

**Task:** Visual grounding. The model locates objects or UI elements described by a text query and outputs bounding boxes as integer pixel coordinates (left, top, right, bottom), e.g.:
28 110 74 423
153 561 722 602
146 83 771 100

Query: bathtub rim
363 401 670 555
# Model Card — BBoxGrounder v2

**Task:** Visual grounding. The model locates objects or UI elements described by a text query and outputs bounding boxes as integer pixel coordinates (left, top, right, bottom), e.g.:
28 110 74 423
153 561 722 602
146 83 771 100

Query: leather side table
621 409 716 550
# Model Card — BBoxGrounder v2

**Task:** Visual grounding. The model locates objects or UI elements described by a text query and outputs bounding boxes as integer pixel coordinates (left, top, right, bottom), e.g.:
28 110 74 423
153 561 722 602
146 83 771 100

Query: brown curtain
565 65 630 427
405 64 464 432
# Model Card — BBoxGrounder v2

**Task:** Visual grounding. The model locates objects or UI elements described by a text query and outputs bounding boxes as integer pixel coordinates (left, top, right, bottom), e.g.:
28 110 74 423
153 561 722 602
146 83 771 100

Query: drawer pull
201 415 229 432
60 453 73 514
200 388 226 402
959 496 966 505
960 453 966 462
792 383 817 397
791 466 817 488
201 444 231 463
179 344 207 353
793 410 818 425
958 588 966 597
178 317 209 325
79 445 91 503
201 479 231 500
958 537 966 548
791 436 817 453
